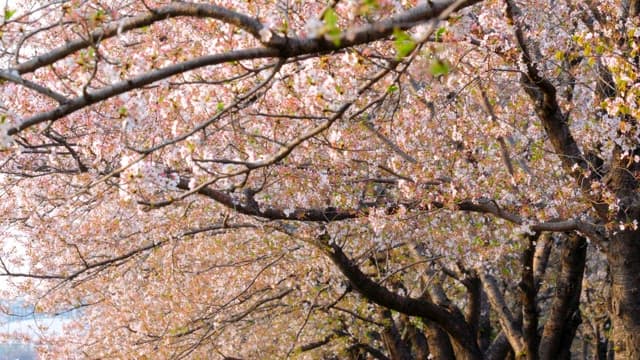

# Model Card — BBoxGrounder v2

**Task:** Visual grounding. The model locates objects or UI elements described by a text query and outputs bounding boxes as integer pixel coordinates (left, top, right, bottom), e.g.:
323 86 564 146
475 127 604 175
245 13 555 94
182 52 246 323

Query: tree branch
505 0 606 216
479 270 526 356
0 69 69 104
8 48 278 135
327 242 482 359
14 2 266 75
8 0 481 136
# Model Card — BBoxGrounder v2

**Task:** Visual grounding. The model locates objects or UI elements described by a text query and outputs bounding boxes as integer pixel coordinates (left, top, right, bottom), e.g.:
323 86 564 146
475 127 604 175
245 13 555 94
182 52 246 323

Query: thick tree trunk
608 228 640 360
422 317 456 360
605 143 640 360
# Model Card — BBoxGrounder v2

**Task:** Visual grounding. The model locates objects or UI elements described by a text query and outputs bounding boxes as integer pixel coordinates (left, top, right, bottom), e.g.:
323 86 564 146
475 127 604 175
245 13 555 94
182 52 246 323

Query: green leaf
323 8 341 46
392 28 416 59
4 9 16 21
435 27 446 42
186 141 196 153
429 59 450 77
324 8 338 28
386 84 399 93
216 101 225 112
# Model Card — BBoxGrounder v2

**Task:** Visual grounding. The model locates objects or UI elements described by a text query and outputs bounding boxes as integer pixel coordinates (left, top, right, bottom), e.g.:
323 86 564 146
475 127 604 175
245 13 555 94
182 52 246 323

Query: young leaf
392 28 416 59
435 27 446 42
323 8 338 29
323 8 341 46
359 0 379 15
4 9 16 21
430 59 450 77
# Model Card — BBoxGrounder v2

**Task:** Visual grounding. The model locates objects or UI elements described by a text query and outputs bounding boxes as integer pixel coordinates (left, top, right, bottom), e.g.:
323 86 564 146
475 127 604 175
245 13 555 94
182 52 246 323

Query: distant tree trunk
400 315 430 360
539 233 587 360
380 309 413 360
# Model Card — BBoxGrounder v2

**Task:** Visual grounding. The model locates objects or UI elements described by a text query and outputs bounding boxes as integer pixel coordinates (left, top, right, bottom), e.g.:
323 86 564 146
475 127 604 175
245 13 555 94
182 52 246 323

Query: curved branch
504 0 606 217
15 1 265 75
327 243 482 359
176 177 357 221
457 198 604 240
172 172 607 235
266 0 481 55
8 47 278 135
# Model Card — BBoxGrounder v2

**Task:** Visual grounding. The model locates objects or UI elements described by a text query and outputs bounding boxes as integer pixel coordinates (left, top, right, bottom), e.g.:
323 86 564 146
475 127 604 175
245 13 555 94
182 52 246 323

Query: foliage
0 0 638 359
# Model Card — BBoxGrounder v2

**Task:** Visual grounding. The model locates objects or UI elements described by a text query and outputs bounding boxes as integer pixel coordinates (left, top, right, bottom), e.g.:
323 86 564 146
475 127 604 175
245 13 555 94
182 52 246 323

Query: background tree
0 0 638 358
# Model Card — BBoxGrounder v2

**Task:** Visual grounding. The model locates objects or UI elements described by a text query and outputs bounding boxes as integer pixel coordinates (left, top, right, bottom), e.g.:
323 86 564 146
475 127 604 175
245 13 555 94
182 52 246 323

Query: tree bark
520 234 539 360
485 332 513 360
464 275 483 348
327 243 483 360
399 315 431 360
608 228 640 360
480 271 526 357
477 288 493 352
380 309 413 360
422 317 456 360
539 233 587 360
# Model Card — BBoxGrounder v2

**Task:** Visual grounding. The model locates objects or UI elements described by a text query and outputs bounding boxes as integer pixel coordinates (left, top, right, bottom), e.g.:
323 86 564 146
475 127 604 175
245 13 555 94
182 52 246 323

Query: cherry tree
0 0 638 359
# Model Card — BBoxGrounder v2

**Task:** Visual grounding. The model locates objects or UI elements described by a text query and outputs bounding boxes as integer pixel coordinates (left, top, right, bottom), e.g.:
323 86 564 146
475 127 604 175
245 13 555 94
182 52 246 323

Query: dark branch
15 2 266 75
327 242 482 359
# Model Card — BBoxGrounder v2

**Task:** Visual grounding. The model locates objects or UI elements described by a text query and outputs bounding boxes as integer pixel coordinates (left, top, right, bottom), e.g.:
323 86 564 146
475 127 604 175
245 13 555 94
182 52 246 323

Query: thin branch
0 69 69 104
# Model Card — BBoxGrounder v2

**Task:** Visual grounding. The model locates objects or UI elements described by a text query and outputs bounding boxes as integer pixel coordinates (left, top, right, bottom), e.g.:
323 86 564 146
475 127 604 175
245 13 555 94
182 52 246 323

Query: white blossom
304 19 323 38
259 27 272 43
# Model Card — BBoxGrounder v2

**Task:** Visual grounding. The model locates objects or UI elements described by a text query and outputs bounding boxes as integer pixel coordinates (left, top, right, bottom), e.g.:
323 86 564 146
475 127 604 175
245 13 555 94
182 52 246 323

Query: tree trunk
521 234 539 360
422 317 456 360
400 315 430 360
380 310 413 360
608 228 640 360
539 233 587 360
